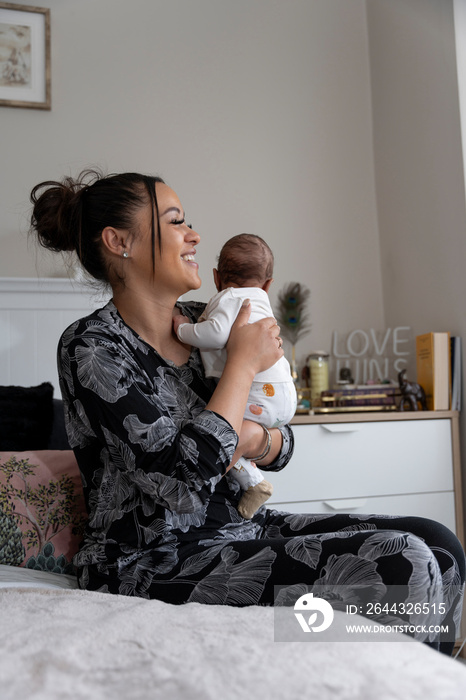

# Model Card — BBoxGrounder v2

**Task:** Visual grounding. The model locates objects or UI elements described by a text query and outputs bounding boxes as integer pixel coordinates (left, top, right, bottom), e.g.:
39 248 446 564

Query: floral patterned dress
59 301 465 654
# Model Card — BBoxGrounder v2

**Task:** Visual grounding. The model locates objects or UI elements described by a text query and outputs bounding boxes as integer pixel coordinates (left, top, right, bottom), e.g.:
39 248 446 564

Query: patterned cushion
0 451 86 575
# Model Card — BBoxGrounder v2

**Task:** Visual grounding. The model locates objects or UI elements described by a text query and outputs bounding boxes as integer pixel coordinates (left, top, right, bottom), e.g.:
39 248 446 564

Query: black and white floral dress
59 301 465 654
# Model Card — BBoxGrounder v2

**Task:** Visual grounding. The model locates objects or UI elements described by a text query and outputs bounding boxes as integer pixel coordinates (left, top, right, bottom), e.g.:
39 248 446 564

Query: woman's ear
101 226 128 258
262 278 274 293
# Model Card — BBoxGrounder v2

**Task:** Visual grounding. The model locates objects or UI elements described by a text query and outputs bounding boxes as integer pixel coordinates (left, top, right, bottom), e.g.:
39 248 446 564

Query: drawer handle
320 424 361 433
324 499 367 510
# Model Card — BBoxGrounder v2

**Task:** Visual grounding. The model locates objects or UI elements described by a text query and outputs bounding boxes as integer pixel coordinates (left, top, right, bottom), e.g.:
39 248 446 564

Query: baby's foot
237 480 273 519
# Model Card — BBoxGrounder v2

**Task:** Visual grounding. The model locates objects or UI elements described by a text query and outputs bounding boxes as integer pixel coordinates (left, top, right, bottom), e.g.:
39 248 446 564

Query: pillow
0 383 54 450
48 399 71 450
0 563 79 589
0 451 86 575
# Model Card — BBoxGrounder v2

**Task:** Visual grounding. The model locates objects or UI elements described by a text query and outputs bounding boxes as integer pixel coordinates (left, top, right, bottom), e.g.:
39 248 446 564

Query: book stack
320 385 398 411
416 332 461 411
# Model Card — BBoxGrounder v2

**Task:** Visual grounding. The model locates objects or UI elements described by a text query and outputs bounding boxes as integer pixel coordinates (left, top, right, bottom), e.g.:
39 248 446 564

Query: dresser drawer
268 491 456 534
268 420 453 502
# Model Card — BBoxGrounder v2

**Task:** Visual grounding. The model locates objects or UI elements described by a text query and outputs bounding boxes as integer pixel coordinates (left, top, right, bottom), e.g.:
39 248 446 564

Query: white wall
368 0 466 337
0 0 384 369
454 0 466 217
368 0 466 536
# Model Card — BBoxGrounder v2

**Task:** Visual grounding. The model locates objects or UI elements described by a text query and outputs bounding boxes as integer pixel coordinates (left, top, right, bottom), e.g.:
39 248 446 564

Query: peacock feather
275 282 311 346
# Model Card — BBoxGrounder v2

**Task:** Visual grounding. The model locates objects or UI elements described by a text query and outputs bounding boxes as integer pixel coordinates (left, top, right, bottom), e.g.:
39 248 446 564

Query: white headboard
0 278 110 397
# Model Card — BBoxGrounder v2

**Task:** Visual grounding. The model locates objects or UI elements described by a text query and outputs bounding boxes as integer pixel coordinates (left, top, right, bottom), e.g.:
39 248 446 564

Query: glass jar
308 351 329 406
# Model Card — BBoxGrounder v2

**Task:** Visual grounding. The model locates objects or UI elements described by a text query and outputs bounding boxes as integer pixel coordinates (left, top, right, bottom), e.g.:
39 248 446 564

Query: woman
30 170 464 654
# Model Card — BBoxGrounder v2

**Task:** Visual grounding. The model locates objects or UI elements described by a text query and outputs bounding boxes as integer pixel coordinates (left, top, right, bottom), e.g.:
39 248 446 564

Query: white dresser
267 411 464 545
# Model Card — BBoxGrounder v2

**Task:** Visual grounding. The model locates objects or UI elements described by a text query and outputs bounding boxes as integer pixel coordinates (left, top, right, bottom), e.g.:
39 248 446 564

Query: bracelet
250 425 272 462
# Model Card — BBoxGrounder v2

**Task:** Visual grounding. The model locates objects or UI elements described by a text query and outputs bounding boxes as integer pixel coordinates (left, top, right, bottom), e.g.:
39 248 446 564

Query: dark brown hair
217 233 274 287
30 169 165 284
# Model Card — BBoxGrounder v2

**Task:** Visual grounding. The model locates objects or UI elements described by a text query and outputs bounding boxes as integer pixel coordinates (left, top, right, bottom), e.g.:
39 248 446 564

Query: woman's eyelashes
170 218 192 229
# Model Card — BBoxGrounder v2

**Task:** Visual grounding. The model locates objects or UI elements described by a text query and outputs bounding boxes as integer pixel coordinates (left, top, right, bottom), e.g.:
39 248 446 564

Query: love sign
331 327 413 385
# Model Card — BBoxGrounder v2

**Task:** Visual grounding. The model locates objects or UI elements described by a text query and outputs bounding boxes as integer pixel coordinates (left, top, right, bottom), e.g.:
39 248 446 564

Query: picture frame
0 2 50 109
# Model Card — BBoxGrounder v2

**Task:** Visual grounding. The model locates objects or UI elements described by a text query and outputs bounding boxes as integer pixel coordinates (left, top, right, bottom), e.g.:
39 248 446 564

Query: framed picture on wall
0 3 50 109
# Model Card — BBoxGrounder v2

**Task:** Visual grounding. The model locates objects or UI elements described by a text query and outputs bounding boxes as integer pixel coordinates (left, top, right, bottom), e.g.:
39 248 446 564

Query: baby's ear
213 268 222 292
262 278 274 293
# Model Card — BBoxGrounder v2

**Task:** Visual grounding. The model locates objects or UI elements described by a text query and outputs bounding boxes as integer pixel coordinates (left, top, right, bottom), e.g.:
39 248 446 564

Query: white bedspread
1 587 466 700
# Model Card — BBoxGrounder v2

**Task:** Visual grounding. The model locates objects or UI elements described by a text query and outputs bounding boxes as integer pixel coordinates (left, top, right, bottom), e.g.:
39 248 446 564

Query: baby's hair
217 233 274 287
30 169 164 284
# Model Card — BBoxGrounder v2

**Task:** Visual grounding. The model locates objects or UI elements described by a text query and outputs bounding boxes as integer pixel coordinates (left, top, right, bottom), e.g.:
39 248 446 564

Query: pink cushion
0 451 86 574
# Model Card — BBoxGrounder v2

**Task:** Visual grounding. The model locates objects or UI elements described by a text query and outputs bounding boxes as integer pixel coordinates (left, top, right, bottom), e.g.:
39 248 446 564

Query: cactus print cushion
0 451 86 574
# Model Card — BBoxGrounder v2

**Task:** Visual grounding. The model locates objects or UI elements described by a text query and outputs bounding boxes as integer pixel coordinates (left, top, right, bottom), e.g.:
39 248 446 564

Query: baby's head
214 234 274 292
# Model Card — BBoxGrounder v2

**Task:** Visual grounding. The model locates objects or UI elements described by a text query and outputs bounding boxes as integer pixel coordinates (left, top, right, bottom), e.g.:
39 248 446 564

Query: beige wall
1 0 383 369
3 0 466 527
2 0 466 391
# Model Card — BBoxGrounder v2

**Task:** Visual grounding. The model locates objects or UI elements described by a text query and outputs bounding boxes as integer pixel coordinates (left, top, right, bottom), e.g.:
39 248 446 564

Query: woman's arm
225 420 283 475
235 420 283 465
231 419 294 473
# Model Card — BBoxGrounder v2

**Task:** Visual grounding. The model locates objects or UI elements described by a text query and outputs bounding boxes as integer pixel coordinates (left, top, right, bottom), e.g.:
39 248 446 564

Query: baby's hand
173 314 188 334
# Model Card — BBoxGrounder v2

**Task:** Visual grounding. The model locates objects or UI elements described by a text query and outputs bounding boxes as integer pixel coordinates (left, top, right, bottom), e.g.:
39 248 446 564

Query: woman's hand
226 300 283 378
173 313 188 334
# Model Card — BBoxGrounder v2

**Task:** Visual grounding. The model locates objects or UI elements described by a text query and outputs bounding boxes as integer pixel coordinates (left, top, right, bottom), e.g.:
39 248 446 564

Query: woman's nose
187 225 201 244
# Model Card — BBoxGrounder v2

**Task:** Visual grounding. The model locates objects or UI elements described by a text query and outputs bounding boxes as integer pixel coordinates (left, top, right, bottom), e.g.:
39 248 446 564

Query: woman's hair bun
30 176 86 253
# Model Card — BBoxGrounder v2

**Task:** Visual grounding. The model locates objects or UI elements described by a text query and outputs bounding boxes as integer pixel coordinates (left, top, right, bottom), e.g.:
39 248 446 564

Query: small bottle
308 352 329 406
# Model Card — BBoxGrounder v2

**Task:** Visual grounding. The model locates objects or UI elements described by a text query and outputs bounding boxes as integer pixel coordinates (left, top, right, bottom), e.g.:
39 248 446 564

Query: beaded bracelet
250 425 272 462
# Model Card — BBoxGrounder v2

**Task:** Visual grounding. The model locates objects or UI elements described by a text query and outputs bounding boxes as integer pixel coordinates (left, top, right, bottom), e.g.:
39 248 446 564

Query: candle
309 352 329 405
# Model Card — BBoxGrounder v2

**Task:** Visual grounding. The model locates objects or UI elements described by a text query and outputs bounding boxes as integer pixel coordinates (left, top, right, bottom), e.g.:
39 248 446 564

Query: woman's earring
122 251 129 259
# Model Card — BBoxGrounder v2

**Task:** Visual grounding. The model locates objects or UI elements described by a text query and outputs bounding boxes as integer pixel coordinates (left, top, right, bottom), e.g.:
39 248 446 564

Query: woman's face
132 183 201 297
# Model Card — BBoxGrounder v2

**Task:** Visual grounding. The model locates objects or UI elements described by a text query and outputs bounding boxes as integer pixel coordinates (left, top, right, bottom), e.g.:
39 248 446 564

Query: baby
173 233 297 518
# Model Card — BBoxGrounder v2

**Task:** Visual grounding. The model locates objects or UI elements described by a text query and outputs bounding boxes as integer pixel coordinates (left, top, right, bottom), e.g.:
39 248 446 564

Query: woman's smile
181 253 198 267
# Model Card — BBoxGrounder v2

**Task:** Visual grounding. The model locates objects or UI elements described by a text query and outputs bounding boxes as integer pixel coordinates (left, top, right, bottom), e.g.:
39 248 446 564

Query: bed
2 585 466 700
1 383 466 700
